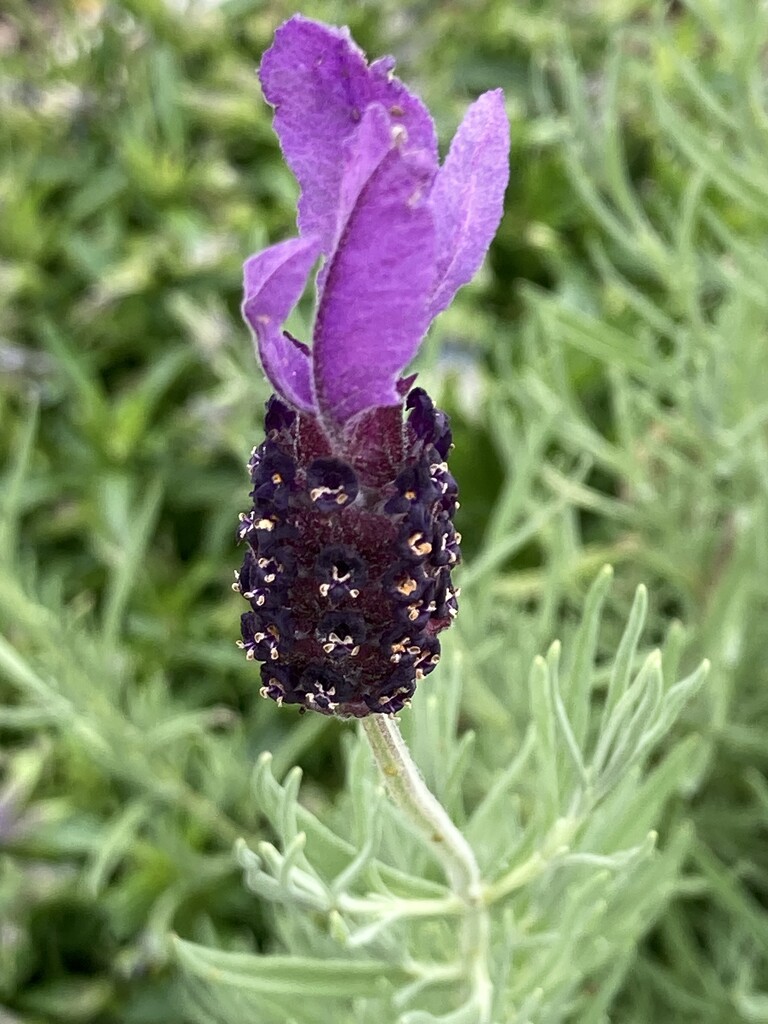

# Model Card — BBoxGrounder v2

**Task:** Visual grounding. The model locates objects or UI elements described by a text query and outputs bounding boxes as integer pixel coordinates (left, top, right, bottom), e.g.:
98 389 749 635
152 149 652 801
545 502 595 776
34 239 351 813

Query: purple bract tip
242 15 509 432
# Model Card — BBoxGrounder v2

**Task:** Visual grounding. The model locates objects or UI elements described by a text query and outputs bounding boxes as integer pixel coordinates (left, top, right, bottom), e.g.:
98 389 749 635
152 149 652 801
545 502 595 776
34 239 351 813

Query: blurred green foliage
1 0 768 1021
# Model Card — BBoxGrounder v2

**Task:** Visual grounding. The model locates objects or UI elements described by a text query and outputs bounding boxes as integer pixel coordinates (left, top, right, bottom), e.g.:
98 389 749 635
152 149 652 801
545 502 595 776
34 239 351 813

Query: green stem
361 714 492 1021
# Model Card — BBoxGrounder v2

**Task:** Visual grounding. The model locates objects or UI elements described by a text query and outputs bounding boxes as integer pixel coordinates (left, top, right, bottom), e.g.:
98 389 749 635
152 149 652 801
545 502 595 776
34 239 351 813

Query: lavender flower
235 16 509 716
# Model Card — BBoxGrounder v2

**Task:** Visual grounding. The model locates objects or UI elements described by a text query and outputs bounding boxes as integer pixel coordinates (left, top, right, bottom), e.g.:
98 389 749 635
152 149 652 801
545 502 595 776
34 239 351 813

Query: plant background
1 0 768 1021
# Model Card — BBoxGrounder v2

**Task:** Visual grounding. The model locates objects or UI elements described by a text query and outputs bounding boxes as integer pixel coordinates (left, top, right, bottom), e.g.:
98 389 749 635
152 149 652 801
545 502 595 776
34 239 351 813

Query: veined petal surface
312 105 436 426
426 89 509 321
260 15 437 251
242 236 320 412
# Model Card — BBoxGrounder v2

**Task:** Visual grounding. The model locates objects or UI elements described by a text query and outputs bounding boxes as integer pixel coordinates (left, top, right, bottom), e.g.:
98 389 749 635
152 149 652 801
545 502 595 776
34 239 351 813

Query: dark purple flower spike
236 16 509 716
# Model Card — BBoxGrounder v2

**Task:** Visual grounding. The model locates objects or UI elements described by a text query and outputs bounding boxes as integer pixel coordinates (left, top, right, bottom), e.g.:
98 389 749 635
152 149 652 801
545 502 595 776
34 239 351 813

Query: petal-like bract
313 105 436 425
242 236 320 412
252 19 509 423
260 15 437 252
427 90 510 321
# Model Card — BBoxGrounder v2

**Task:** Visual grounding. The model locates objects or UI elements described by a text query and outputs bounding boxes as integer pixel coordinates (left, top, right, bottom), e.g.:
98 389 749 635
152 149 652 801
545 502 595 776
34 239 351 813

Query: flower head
236 16 509 716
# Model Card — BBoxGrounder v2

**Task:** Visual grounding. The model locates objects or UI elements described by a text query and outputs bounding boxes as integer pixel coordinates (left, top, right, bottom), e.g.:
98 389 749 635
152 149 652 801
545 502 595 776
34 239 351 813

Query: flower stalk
362 714 493 1021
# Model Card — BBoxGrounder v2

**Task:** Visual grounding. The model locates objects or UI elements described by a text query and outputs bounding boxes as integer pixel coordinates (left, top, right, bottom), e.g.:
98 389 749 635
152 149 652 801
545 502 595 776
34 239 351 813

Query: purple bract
236 16 509 716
